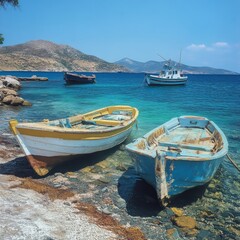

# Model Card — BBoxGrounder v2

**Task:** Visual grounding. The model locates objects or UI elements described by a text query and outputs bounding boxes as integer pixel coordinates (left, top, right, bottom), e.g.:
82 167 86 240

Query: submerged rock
166 228 180 239
171 215 199 237
171 207 184 217
172 215 197 231
22 100 32 106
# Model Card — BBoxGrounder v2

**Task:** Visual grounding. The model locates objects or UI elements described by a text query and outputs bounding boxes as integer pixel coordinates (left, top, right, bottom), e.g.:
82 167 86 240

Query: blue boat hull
126 116 228 204
130 151 223 196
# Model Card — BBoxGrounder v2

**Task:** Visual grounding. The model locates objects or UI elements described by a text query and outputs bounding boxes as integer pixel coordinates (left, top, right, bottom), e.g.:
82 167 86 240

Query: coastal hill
0 40 238 74
0 40 127 72
115 58 238 74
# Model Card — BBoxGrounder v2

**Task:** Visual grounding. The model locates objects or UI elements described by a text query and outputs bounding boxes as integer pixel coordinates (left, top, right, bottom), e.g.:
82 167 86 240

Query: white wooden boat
126 116 228 205
9 105 139 176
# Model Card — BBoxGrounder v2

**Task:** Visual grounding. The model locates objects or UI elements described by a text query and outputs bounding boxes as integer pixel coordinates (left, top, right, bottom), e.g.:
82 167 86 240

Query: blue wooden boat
126 116 228 205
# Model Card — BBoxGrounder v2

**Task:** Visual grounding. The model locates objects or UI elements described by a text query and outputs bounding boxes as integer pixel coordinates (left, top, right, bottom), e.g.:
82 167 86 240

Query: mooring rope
227 154 240 172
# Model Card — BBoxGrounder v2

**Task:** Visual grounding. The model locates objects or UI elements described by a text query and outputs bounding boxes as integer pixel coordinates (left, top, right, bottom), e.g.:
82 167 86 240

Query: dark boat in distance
64 72 96 84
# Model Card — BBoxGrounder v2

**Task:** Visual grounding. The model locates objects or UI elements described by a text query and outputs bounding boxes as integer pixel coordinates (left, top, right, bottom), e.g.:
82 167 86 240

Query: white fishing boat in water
145 54 188 86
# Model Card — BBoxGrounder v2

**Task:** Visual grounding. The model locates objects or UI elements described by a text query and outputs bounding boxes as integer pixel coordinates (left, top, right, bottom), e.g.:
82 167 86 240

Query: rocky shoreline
0 135 145 240
2 133 238 240
0 75 32 106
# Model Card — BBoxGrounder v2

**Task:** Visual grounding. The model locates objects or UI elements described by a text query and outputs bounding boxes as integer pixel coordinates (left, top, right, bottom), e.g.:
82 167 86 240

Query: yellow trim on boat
15 121 136 140
9 106 139 140
9 119 18 135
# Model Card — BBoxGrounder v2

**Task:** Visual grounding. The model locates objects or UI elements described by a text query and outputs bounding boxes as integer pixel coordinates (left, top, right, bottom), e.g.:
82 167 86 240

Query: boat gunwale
126 116 228 162
11 105 139 139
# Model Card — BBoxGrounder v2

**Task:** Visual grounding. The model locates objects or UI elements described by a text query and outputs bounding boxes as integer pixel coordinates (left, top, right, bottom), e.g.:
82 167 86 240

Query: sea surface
1 71 240 239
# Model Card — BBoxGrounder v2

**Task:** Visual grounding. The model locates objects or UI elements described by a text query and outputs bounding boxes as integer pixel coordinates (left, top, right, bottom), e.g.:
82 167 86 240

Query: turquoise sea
1 71 240 239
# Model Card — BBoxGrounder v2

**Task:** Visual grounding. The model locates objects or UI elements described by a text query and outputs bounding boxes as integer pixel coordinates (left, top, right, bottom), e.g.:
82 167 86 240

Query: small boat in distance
64 72 96 84
9 105 139 176
18 75 48 81
145 54 188 86
145 68 187 86
126 116 228 206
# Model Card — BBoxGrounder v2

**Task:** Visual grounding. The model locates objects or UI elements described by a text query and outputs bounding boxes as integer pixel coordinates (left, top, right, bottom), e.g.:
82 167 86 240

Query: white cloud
213 42 229 48
186 44 213 51
184 42 240 72
186 42 231 52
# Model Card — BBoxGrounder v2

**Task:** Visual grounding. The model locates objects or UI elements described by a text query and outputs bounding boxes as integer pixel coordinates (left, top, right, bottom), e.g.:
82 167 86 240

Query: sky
0 0 240 72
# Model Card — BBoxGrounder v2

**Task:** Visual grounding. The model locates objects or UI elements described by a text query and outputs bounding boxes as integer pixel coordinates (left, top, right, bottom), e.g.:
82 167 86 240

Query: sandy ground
0 134 145 240
0 174 117 240
0 136 117 240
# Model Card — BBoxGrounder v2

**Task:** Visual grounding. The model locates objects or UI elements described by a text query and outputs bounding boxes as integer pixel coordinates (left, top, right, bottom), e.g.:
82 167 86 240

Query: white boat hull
17 127 132 157
9 105 139 176
145 74 187 86
126 116 228 205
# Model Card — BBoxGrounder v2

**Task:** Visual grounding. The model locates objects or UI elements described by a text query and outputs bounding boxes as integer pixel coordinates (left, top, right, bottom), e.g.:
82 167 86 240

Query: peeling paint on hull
126 116 228 204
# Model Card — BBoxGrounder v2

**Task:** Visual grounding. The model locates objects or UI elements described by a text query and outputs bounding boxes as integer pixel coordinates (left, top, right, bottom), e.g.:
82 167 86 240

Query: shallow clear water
1 72 240 155
1 71 240 239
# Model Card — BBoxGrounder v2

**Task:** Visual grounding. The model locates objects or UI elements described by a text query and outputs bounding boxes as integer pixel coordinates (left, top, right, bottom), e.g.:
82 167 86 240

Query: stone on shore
0 76 21 90
3 95 24 106
1 88 18 96
0 76 31 106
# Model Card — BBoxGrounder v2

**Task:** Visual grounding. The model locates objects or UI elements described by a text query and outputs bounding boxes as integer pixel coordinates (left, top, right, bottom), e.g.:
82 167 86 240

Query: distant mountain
115 58 238 74
1 41 238 74
0 40 127 72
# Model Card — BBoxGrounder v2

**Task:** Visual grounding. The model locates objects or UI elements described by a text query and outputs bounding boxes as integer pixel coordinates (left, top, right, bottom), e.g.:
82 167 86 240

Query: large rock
2 76 21 90
2 95 24 106
0 76 31 107
0 88 18 97
11 96 24 106
2 95 14 104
